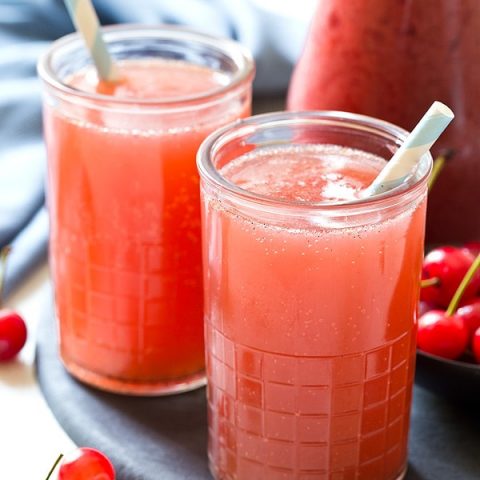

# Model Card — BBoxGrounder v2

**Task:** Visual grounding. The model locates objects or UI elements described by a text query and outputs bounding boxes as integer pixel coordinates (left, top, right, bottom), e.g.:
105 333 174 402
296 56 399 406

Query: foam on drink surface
59 59 242 135
220 144 386 204
67 59 230 99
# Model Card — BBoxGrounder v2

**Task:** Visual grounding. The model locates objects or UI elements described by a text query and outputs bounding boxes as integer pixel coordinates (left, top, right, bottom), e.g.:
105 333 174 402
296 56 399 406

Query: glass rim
197 110 433 212
37 23 255 108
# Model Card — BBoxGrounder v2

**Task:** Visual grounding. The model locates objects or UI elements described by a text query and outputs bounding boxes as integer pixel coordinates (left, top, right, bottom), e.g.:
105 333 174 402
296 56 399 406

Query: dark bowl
415 350 480 403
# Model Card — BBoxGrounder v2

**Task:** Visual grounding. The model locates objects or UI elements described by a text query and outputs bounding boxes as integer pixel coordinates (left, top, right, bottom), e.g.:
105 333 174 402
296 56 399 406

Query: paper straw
64 0 118 82
364 101 454 196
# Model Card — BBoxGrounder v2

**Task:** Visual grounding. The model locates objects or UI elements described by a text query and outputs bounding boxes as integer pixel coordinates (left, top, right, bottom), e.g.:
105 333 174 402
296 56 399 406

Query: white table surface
0 263 75 479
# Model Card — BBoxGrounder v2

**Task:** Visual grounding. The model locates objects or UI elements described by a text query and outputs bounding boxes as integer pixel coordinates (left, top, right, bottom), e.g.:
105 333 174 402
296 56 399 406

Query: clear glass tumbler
38 25 254 395
198 111 431 479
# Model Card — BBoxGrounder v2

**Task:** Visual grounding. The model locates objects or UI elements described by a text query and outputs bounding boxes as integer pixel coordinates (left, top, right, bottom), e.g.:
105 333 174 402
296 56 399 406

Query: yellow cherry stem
446 253 480 317
428 149 454 191
44 453 64 480
420 277 439 288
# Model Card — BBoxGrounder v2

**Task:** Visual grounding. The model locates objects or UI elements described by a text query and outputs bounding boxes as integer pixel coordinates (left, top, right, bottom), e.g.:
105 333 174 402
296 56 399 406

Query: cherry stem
0 245 12 309
428 149 454 191
446 253 480 316
420 277 439 288
44 453 64 480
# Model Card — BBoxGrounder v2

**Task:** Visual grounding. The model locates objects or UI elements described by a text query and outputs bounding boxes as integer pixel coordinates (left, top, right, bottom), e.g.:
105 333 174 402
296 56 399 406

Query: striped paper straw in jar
64 0 118 82
364 101 454 197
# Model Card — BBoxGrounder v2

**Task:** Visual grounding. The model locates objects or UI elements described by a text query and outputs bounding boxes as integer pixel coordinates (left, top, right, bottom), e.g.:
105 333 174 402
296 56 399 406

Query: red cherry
421 246 480 308
59 448 115 480
463 241 480 258
417 310 469 360
0 309 27 361
0 246 27 361
472 327 480 363
454 299 480 339
418 300 436 317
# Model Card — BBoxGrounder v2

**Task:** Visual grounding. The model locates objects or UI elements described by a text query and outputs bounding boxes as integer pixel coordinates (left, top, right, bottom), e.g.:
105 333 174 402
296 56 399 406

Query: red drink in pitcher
288 0 480 242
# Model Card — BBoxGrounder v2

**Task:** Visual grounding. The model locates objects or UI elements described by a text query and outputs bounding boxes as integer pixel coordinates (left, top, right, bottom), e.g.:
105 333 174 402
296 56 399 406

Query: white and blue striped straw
364 101 454 197
64 0 118 82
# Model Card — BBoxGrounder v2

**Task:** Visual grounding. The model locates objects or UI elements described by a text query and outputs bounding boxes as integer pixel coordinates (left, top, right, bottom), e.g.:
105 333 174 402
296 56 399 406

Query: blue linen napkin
0 0 304 296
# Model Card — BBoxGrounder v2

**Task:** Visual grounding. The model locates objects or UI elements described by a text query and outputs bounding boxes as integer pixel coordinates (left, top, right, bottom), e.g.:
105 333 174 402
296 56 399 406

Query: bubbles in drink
220 144 386 203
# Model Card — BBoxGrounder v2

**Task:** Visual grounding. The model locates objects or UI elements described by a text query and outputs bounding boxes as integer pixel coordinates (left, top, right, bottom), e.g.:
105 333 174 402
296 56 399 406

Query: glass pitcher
288 0 480 243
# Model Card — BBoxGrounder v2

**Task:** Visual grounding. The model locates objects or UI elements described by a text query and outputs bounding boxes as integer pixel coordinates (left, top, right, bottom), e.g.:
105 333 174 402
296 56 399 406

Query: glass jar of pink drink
38 25 254 395
197 111 432 480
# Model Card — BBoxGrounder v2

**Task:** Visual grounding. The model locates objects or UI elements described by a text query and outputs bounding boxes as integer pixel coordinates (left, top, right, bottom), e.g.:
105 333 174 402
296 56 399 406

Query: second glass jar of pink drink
288 0 480 243
38 26 254 395
198 111 431 479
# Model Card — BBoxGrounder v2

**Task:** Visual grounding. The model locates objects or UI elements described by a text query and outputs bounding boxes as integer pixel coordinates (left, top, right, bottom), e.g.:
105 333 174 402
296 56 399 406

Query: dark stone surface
36 294 480 480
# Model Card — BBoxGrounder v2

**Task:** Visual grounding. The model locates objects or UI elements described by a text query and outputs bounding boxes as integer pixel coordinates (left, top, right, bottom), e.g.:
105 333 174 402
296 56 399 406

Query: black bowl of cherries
415 242 480 402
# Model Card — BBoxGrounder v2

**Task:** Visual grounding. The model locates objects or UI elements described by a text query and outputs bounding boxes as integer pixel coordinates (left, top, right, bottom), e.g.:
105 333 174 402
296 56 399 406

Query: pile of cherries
418 242 480 362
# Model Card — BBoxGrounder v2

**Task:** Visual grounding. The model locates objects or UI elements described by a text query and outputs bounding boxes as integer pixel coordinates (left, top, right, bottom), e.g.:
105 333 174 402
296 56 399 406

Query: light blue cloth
0 0 305 295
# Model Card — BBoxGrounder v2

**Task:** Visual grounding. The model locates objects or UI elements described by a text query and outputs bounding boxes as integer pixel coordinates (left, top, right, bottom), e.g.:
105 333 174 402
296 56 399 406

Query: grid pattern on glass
56 233 203 381
207 322 415 479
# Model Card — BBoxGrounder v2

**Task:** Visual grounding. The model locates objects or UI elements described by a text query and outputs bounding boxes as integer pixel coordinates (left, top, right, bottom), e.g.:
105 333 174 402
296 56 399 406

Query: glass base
396 465 407 480
209 461 408 480
62 357 206 396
